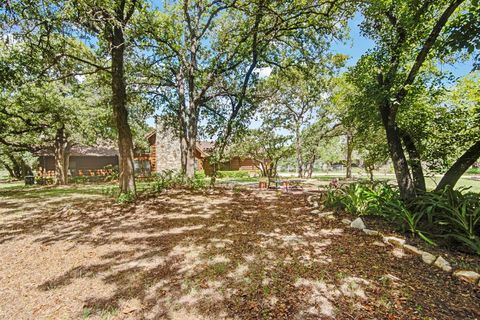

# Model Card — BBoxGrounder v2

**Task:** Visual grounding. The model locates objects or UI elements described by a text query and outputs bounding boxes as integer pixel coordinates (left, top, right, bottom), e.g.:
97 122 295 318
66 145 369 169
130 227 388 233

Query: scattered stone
306 195 313 204
312 201 319 208
363 229 379 236
380 273 401 283
421 252 436 265
350 217 366 230
341 218 352 225
433 256 452 273
318 211 334 218
453 270 480 285
403 244 423 255
372 241 386 247
383 236 405 247
391 247 406 258
123 306 138 314
310 209 321 214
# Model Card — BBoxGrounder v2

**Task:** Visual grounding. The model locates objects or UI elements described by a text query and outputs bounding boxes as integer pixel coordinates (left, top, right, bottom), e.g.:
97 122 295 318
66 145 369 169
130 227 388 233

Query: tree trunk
3 162 15 178
365 164 374 182
111 24 136 194
54 146 70 185
53 127 72 185
380 104 415 201
305 154 316 178
401 132 426 192
295 125 303 178
436 140 480 191
345 130 353 179
185 139 195 178
7 153 21 178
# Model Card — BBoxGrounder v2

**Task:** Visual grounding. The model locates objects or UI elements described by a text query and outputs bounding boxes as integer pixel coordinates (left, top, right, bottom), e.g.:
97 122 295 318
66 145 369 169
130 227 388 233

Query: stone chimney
155 118 182 172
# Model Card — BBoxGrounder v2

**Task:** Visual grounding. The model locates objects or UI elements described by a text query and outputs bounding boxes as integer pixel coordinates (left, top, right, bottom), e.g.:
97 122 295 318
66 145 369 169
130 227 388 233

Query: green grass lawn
308 172 480 192
1 171 478 201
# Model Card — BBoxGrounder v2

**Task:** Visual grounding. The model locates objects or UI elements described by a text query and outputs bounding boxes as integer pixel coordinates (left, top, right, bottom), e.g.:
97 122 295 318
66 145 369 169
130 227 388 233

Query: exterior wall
37 155 118 177
202 157 258 176
155 120 182 172
147 134 157 172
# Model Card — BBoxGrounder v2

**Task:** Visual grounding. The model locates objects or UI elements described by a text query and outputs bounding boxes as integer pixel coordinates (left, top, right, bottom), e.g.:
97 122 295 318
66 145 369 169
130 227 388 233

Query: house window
134 160 151 176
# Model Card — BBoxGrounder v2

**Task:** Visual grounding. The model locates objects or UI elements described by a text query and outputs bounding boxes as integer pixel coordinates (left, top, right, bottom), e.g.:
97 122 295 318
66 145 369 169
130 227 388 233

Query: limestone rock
403 244 423 255
350 217 366 230
318 212 335 219
433 256 452 273
363 229 379 236
421 252 436 265
453 270 480 284
383 236 406 247
372 241 386 247
341 218 352 225
306 195 313 204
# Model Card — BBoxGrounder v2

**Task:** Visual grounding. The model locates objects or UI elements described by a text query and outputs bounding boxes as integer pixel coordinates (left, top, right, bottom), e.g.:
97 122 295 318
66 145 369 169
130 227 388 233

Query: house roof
145 128 156 140
69 146 118 157
196 141 215 157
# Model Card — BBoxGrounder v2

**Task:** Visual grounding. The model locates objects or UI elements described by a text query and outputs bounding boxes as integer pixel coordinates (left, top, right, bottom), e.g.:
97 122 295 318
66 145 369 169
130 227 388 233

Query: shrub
466 167 480 175
117 191 135 204
324 181 480 255
324 181 398 216
412 187 480 254
149 170 206 193
104 164 119 182
102 185 118 197
194 170 206 179
217 170 250 179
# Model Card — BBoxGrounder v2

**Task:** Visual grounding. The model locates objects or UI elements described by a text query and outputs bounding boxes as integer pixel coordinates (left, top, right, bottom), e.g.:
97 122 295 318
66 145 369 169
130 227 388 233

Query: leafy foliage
150 170 207 193
325 182 480 254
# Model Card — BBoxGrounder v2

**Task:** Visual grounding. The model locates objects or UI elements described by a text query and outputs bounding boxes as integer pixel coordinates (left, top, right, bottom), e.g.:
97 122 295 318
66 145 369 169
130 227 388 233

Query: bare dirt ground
0 188 479 319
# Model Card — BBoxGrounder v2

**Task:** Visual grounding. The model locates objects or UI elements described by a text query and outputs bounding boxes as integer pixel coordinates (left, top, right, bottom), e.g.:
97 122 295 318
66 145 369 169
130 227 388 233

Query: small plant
381 198 435 245
82 307 92 319
102 185 118 197
117 191 135 204
104 164 119 182
412 187 480 254
148 170 207 193
194 170 206 179
217 170 250 179
324 181 399 216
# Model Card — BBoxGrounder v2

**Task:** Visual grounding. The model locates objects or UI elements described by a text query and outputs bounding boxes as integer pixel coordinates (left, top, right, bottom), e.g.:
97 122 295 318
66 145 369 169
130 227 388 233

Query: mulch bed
0 189 478 319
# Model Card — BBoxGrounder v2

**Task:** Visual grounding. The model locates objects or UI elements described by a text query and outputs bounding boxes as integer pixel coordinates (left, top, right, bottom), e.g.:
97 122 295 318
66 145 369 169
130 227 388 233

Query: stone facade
155 120 182 172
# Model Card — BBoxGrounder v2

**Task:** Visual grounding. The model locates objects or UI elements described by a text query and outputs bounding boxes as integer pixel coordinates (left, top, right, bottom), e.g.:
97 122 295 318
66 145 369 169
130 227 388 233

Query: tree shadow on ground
0 189 479 319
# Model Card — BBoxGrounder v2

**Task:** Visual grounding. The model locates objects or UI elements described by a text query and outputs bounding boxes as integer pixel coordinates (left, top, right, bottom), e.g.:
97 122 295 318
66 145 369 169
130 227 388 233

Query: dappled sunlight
0 188 478 319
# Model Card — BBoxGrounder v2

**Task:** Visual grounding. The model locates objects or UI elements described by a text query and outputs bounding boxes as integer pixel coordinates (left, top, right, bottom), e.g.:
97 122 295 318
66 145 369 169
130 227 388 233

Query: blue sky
147 11 475 127
331 13 474 78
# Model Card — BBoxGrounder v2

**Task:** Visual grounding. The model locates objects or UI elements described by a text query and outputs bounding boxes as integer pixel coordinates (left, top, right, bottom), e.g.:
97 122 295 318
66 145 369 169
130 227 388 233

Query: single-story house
37 146 151 177
147 121 257 176
37 121 257 178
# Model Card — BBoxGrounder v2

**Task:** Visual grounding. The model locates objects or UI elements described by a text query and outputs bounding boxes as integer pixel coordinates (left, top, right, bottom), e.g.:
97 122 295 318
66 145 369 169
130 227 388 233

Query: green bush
325 181 398 216
194 170 206 179
104 164 119 182
324 181 480 255
412 187 480 254
117 191 136 203
102 185 118 196
217 170 250 179
466 167 480 174
149 169 206 193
